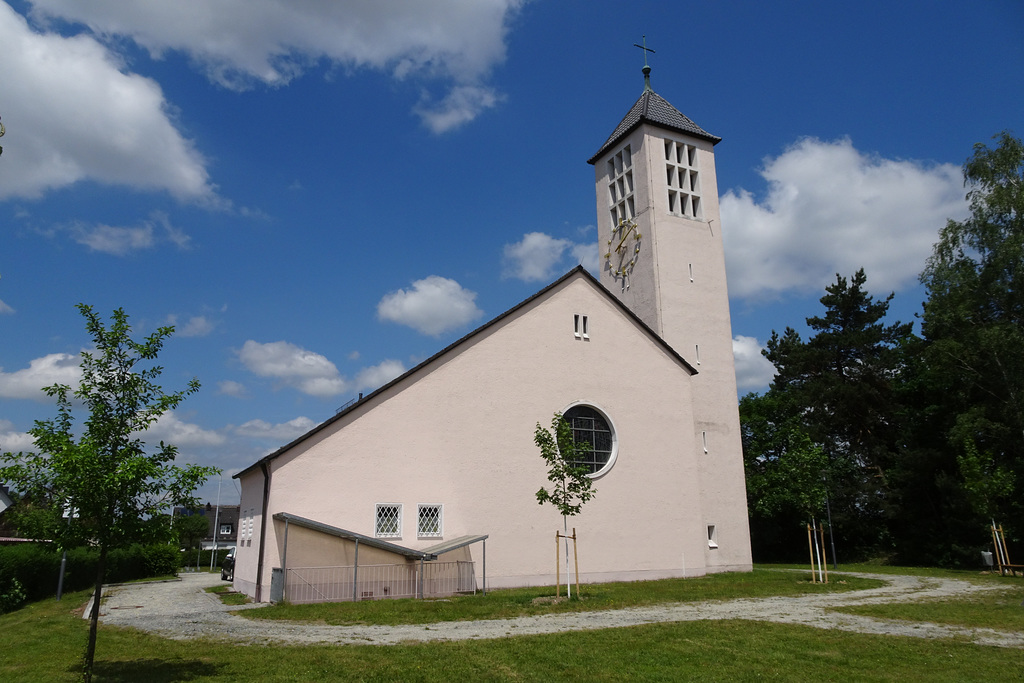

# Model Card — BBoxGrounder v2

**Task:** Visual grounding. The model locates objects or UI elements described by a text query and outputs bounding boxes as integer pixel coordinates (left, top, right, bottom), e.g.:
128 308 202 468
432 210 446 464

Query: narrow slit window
695 344 701 365
574 314 581 338
708 524 718 549
582 315 589 339
689 263 694 282
702 430 709 454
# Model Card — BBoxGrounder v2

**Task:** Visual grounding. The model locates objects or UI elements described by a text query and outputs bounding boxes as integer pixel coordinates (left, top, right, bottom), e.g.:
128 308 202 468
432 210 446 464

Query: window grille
664 138 702 219
565 405 614 475
417 504 443 538
375 504 402 538
607 145 634 227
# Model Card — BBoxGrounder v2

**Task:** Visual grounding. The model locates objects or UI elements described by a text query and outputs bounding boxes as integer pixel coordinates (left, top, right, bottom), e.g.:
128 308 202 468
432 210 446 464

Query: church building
232 65 753 603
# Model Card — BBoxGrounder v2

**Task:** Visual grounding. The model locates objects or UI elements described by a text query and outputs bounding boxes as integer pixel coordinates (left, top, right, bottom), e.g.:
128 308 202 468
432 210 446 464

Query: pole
353 539 360 602
555 530 561 598
812 518 824 583
210 476 222 570
563 516 571 599
807 523 816 583
824 489 838 570
57 550 67 601
572 528 580 597
818 522 829 584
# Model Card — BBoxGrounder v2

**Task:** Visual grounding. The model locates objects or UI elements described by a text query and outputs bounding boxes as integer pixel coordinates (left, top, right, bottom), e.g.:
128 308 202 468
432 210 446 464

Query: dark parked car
220 549 235 581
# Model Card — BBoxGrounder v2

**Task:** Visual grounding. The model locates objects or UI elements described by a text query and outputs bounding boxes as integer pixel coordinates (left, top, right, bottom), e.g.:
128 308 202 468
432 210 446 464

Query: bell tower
588 62 751 571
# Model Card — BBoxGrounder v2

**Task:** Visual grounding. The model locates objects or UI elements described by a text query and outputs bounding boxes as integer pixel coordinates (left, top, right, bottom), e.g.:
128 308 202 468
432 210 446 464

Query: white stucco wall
594 123 753 574
234 273 738 600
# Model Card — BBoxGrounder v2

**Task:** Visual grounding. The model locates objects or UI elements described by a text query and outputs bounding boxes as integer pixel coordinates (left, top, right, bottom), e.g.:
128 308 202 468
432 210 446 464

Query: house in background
232 65 753 603
173 503 240 550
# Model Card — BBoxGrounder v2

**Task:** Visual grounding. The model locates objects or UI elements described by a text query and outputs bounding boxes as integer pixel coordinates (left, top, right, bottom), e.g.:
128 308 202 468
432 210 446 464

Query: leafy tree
174 512 210 550
918 130 1024 532
535 412 596 518
740 392 830 560
535 412 596 596
0 305 217 682
747 270 912 560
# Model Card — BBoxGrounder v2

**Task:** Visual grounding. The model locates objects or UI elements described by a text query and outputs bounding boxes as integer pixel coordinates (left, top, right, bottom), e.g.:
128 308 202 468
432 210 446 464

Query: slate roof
588 86 720 164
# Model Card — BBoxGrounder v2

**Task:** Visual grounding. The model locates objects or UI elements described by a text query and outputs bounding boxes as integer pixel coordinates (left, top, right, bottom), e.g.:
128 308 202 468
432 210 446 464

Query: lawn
2 567 1022 682
242 567 881 626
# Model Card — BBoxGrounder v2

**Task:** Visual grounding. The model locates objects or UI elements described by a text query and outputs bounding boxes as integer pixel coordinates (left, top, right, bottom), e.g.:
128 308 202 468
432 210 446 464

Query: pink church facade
233 69 753 602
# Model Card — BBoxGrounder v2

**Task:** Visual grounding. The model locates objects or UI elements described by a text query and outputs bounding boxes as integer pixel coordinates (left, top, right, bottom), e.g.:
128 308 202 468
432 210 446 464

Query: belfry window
607 145 635 227
664 138 702 219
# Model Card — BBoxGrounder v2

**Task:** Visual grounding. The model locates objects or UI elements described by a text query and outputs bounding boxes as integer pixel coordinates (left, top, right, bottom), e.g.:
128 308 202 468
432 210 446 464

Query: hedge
0 543 184 613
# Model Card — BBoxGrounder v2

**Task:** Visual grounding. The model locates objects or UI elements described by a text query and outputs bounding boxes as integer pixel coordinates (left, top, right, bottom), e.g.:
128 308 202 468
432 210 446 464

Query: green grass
244 568 881 626
205 584 251 606
774 562 1024 632
2 568 1023 682
2 584 1023 682
834 582 1024 633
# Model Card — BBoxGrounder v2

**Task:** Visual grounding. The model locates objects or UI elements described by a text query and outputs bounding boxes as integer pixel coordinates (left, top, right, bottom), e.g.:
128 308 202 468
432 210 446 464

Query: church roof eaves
587 89 721 165
235 266 697 479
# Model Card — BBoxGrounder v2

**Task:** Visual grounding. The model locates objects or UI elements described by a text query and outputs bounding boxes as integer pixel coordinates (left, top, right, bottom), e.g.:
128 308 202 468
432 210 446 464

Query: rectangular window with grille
375 503 402 538
417 504 443 538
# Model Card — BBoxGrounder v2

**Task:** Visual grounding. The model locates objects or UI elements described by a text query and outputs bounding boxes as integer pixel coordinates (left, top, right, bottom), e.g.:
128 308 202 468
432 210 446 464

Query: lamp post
209 475 222 570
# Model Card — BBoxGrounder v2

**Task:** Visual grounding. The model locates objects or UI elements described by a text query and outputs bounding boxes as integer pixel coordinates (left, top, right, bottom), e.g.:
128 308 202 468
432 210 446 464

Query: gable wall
235 275 724 598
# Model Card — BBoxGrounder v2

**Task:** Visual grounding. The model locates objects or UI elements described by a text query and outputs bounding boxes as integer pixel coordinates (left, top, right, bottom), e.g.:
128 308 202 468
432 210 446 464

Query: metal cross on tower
633 35 655 67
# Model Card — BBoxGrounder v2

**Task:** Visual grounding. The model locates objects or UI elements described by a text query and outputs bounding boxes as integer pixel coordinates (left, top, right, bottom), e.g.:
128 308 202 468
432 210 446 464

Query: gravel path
92 571 1024 648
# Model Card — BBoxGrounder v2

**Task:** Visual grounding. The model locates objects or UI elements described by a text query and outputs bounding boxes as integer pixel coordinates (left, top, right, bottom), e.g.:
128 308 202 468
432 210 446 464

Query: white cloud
235 416 316 442
571 241 600 275
720 138 967 301
355 359 405 392
377 276 483 336
0 419 34 452
27 0 524 131
415 85 503 135
147 412 225 447
178 316 215 338
217 380 247 398
237 340 347 397
503 232 595 282
0 3 215 201
0 352 81 400
70 211 192 256
732 336 777 394
72 222 154 254
0 299 14 314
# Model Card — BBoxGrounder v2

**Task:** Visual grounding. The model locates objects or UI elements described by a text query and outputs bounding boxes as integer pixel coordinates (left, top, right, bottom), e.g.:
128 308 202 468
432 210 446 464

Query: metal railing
284 560 476 604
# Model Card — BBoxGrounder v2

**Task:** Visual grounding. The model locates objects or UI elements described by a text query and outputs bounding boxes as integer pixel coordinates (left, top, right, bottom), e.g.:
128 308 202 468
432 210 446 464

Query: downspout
254 460 272 602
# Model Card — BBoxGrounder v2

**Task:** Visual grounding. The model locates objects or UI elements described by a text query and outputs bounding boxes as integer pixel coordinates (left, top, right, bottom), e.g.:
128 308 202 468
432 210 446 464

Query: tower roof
588 83 721 165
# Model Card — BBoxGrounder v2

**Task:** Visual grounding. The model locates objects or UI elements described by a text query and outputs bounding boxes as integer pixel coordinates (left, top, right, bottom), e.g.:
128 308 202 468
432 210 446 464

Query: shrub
0 577 27 613
142 544 180 576
0 542 181 607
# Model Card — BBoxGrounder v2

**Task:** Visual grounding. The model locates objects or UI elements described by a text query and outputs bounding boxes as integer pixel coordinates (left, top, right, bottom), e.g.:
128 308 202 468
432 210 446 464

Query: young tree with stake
0 305 217 682
535 412 596 598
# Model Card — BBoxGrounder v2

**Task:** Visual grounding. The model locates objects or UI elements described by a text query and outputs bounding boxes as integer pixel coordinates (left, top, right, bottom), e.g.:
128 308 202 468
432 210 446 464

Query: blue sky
1 0 1022 504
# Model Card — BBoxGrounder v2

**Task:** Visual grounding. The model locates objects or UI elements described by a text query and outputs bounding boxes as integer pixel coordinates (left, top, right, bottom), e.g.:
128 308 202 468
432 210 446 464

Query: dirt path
94 571 1024 648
